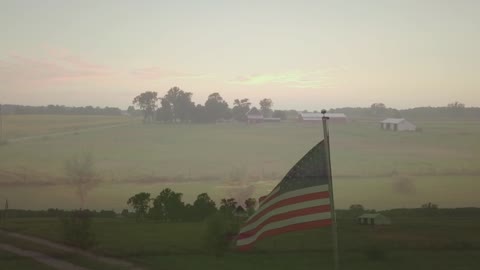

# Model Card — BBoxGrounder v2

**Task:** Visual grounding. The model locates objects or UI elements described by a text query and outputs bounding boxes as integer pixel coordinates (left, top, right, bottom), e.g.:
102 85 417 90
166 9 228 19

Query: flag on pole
236 141 332 250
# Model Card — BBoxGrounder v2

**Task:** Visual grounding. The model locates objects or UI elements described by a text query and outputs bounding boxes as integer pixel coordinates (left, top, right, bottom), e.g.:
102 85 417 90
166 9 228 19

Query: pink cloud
130 67 205 80
0 49 114 88
45 47 107 70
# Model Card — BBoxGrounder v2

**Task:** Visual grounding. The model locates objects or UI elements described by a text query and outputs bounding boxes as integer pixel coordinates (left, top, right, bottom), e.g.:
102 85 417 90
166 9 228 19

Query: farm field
0 114 132 140
0 232 130 270
2 117 479 179
1 216 480 270
0 116 479 210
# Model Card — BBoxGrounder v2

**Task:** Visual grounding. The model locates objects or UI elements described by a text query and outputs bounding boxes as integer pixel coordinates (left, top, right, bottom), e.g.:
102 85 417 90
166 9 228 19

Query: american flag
236 141 332 250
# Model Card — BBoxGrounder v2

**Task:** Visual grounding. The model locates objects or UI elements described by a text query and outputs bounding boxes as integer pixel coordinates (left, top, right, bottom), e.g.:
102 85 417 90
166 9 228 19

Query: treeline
342 203 480 219
331 102 480 120
126 188 256 222
131 87 293 123
382 207 480 218
0 208 116 218
0 104 122 116
2 204 479 220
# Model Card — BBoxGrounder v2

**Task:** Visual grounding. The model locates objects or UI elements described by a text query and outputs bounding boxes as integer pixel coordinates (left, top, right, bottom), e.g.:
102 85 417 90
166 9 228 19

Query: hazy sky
1 0 479 110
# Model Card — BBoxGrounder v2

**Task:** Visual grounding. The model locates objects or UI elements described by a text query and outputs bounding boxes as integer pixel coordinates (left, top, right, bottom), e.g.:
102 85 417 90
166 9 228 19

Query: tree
448 101 466 116
393 109 402 118
132 91 158 122
286 110 299 120
121 209 129 218
127 106 136 116
259 98 273 117
448 101 465 109
244 198 257 216
193 193 217 221
219 198 237 215
272 110 287 120
127 192 151 220
421 202 438 209
205 92 230 122
64 152 99 208
421 202 439 216
204 213 233 257
164 87 195 122
61 210 96 249
370 103 386 115
150 188 185 221
156 98 174 122
232 98 251 121
349 204 364 212
191 104 208 123
248 107 261 116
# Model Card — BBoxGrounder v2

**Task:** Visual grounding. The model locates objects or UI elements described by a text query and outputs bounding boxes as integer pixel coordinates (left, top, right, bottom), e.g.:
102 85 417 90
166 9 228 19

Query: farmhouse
246 108 263 124
357 213 392 225
380 118 416 131
298 112 347 124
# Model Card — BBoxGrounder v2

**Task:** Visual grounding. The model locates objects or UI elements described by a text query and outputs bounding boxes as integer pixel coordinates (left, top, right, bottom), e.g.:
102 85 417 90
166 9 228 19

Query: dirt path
0 230 143 270
0 243 89 270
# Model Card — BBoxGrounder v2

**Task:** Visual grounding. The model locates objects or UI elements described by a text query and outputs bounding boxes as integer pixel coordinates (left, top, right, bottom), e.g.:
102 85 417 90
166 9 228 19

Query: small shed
298 112 347 124
358 213 391 225
380 118 416 131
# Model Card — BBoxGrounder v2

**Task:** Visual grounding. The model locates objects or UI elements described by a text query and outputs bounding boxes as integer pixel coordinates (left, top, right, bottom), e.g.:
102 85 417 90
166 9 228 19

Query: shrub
204 213 238 257
61 210 96 249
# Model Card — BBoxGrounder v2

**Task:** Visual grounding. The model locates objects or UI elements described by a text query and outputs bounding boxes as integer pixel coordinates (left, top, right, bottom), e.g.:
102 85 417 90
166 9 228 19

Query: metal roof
247 115 263 119
381 118 406 124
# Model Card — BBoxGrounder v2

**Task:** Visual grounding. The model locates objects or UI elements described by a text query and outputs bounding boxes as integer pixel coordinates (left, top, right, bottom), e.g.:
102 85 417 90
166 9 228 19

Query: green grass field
1 216 480 269
0 116 479 210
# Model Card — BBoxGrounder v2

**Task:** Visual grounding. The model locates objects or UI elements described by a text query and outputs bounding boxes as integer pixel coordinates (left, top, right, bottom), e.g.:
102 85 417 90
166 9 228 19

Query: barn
380 118 416 131
246 108 281 124
357 213 392 225
298 112 347 124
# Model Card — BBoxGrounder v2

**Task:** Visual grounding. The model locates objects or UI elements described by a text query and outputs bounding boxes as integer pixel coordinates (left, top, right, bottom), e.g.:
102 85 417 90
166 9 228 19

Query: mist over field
0 108 479 211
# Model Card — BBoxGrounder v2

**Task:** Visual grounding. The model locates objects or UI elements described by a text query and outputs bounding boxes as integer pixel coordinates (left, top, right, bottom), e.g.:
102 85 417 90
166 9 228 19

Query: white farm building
357 213 392 225
380 118 416 132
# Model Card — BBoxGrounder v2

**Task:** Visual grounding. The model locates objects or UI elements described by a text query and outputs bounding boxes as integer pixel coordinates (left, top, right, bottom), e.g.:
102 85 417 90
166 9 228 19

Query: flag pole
0 104 3 143
321 109 339 270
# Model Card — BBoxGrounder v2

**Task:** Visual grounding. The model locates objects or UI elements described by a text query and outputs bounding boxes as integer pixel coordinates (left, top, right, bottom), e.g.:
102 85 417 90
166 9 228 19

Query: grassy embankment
1 215 479 270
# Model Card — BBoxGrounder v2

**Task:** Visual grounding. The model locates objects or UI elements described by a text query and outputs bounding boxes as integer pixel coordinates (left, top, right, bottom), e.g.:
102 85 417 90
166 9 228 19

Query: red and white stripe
236 185 331 250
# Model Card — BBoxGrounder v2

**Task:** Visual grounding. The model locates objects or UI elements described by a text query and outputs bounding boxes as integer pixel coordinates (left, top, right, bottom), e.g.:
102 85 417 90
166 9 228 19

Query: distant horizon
1 100 477 112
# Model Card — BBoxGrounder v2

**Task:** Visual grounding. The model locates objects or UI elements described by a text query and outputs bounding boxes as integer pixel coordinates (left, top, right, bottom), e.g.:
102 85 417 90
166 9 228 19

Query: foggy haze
1 0 479 109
